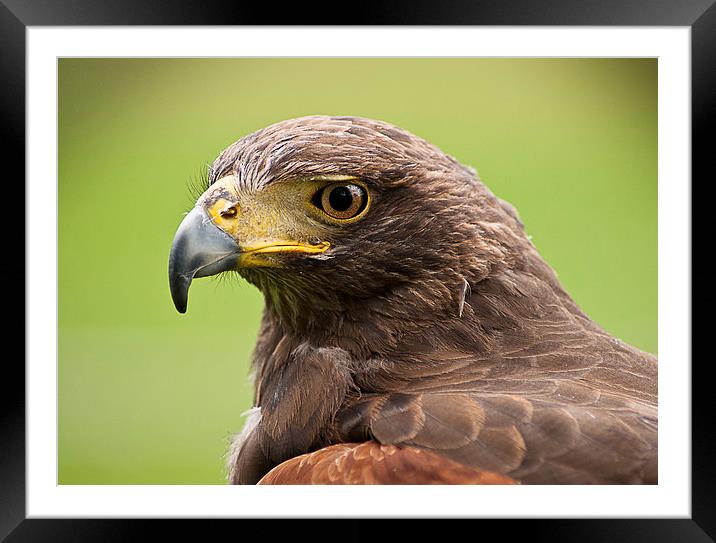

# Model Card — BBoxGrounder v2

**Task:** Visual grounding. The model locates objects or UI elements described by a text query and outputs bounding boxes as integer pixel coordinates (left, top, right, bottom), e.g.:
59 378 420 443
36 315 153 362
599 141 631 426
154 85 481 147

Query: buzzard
168 116 657 484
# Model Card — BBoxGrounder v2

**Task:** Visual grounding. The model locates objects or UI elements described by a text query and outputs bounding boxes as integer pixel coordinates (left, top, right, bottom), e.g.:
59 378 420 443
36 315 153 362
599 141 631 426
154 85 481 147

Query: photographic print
58 58 657 486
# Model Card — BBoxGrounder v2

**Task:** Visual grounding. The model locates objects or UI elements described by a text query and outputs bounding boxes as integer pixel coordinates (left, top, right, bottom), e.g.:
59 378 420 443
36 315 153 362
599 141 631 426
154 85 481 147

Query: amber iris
317 183 367 220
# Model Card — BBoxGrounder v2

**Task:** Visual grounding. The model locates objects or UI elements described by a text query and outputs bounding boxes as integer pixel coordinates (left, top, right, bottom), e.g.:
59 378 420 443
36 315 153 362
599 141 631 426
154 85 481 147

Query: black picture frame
1 0 705 539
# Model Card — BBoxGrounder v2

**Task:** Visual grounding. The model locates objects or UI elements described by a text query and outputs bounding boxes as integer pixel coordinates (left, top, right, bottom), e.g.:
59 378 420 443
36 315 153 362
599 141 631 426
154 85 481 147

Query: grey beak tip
172 282 189 314
168 270 191 314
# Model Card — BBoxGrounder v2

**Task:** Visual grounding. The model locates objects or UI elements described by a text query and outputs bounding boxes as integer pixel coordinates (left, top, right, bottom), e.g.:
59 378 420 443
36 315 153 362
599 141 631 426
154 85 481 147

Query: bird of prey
168 116 657 485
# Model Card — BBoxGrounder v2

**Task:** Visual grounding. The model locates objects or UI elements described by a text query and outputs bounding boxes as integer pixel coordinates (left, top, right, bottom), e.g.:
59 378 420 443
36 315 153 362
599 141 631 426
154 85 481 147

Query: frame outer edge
0 1 27 543
691 1 716 540
2 0 710 539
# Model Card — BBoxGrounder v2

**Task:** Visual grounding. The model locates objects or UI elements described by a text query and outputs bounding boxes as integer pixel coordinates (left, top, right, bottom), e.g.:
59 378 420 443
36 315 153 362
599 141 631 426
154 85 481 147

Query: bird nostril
220 205 238 218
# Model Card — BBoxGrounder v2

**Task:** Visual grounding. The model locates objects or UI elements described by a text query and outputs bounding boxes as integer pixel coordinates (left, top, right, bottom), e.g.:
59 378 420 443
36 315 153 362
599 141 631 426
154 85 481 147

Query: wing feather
258 442 518 485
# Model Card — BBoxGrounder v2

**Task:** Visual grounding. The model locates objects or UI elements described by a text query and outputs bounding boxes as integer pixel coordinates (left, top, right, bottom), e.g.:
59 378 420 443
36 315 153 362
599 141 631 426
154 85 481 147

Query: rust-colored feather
258 442 517 485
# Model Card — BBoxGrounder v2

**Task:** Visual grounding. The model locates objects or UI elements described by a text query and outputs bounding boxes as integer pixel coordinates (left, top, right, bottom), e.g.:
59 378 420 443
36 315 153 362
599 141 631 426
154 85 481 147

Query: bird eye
314 183 369 221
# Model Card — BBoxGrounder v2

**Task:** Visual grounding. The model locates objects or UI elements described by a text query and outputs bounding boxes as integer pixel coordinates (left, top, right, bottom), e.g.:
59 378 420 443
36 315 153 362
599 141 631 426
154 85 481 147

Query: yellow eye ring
314 182 369 221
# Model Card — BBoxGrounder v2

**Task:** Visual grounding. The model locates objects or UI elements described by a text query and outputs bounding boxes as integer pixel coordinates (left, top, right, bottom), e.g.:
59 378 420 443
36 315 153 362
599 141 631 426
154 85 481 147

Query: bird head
169 116 526 335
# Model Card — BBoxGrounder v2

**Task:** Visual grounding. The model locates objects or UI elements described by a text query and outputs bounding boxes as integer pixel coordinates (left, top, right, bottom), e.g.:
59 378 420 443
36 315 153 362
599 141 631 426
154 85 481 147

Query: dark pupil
328 186 354 211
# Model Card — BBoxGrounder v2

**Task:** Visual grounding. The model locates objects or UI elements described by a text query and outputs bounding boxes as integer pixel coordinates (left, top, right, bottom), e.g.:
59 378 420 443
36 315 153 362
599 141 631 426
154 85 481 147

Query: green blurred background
58 58 657 484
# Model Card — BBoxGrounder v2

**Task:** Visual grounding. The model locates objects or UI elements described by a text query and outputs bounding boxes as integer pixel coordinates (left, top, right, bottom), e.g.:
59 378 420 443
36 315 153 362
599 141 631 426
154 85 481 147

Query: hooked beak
168 207 240 314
